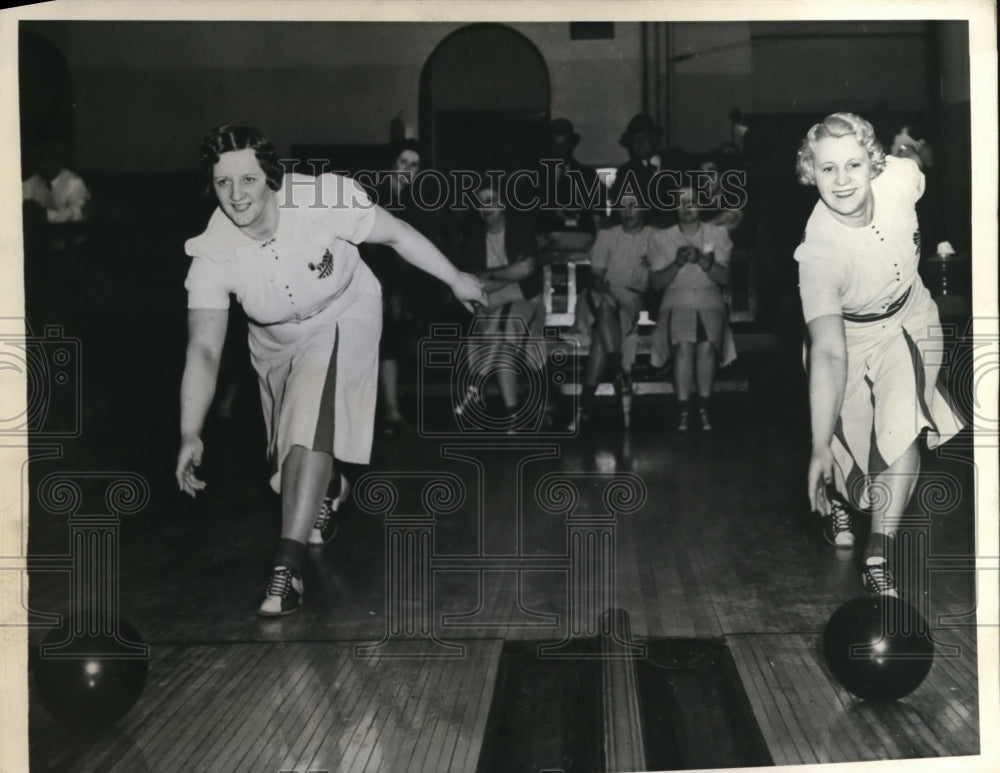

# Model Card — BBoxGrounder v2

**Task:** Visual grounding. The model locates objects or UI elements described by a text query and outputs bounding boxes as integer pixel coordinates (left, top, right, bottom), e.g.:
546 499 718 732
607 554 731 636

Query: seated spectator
570 193 653 430
531 118 600 245
22 142 90 225
649 187 736 432
456 181 546 424
890 124 933 171
21 141 93 321
694 156 746 242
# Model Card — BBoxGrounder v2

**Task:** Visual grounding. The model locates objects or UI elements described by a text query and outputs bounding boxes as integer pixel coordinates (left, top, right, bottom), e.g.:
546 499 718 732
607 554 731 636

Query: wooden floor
24 332 982 772
30 640 503 773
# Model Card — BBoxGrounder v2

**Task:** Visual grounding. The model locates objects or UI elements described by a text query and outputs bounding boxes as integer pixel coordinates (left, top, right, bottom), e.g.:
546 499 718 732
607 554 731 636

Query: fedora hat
546 118 581 144
619 113 663 147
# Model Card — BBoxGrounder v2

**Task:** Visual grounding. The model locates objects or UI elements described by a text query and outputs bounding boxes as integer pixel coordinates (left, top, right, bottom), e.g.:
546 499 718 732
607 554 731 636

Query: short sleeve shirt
794 156 924 323
589 225 653 294
184 173 376 325
648 222 732 291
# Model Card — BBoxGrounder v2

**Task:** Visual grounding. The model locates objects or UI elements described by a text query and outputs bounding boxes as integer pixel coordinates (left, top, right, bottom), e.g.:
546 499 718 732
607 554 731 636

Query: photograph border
2 2 996 772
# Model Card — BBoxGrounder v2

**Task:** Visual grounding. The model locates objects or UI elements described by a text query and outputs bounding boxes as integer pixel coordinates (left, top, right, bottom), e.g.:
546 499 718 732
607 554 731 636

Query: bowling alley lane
26 390 981 770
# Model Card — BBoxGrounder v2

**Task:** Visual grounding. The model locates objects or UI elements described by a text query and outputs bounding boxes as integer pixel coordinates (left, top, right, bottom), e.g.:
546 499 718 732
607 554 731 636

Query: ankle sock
274 538 306 574
864 533 890 566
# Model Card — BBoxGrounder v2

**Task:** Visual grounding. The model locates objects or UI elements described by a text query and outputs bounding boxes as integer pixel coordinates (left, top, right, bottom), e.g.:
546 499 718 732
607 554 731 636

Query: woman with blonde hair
794 112 963 596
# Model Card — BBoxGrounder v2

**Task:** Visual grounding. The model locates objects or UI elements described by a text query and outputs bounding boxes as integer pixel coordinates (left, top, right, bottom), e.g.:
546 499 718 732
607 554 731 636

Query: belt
842 286 911 323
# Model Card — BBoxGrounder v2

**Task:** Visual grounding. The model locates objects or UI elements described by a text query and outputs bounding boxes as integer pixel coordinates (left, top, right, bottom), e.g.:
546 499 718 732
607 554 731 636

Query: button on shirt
795 156 924 324
184 173 378 325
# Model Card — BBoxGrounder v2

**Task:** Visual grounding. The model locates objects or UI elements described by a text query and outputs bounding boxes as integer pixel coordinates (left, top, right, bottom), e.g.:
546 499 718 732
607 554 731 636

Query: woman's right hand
807 445 835 515
450 271 488 314
176 434 206 497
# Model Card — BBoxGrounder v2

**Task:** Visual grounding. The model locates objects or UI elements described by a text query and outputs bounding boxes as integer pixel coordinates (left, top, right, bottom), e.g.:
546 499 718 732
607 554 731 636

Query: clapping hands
676 245 715 271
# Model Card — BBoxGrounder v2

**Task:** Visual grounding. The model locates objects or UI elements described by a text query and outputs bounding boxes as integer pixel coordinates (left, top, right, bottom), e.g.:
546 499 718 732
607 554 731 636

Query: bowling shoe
258 566 304 616
309 473 350 546
824 496 855 547
862 558 899 598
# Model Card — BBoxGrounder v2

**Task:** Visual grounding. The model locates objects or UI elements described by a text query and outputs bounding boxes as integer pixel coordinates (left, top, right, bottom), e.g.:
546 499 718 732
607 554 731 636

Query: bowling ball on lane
822 595 934 701
34 613 149 729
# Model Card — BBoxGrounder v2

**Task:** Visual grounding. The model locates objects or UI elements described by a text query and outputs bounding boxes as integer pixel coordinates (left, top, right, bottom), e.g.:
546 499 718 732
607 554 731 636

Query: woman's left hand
176 434 207 497
696 250 715 272
591 276 612 295
451 271 489 313
808 445 835 515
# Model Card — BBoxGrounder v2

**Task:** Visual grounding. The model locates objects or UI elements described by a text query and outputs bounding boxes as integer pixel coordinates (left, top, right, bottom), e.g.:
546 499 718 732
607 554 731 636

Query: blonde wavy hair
796 112 886 185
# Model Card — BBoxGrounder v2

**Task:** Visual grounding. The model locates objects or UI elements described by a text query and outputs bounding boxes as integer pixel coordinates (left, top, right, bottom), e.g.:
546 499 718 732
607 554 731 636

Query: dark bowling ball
823 595 934 701
34 614 149 729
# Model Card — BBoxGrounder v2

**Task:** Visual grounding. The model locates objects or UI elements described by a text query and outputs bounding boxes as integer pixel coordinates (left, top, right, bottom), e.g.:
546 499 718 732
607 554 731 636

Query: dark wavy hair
199 125 284 193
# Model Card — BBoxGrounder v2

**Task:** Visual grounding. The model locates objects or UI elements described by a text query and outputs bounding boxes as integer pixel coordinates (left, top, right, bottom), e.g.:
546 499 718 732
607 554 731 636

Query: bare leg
280 445 333 544
673 342 695 401
695 341 717 399
456 314 494 415
496 364 519 410
865 440 920 562
584 330 607 386
475 337 515 411
595 302 622 357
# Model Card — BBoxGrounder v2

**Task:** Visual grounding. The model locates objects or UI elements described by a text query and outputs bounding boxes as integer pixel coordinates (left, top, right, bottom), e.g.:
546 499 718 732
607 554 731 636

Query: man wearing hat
530 118 600 238
610 113 668 224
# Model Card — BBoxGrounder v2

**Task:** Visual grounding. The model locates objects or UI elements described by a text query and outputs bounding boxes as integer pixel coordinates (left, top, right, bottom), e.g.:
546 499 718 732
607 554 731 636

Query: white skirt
248 294 382 493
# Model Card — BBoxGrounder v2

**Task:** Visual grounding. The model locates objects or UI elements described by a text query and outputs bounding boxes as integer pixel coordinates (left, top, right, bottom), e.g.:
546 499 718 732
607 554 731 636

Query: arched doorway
420 24 549 174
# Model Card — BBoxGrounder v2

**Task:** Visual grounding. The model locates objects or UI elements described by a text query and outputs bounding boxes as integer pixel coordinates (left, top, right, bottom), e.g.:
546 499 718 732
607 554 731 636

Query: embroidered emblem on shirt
308 248 334 279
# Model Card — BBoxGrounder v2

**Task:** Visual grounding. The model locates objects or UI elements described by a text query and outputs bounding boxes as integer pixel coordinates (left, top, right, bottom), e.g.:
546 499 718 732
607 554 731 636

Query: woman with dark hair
648 186 735 431
175 125 486 616
795 112 963 596
454 180 545 423
197 125 286 193
571 192 653 431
